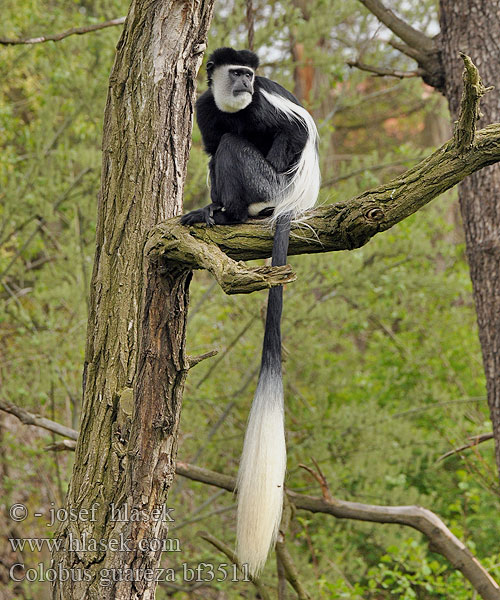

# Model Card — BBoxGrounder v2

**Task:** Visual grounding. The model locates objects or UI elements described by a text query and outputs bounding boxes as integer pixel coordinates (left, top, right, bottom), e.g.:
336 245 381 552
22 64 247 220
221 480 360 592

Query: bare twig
299 459 334 503
187 349 219 369
195 316 256 388
321 157 421 188
0 17 126 46
0 218 44 283
438 433 494 462
198 531 271 600
347 59 424 79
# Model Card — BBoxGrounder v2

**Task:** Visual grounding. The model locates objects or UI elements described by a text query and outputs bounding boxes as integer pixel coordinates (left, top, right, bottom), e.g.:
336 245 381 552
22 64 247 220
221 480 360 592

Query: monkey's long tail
236 214 291 577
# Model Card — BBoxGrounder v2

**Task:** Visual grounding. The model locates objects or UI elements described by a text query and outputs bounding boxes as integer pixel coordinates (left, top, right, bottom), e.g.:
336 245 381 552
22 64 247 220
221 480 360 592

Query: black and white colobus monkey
181 47 320 575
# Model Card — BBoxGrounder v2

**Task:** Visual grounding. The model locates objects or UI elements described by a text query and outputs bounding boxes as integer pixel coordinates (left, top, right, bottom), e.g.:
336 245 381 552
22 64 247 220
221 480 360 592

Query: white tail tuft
236 369 286 576
260 89 321 221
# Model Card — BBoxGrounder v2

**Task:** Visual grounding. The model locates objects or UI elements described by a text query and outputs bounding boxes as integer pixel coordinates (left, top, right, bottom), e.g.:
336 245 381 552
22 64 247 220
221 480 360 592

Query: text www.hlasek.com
9 532 180 553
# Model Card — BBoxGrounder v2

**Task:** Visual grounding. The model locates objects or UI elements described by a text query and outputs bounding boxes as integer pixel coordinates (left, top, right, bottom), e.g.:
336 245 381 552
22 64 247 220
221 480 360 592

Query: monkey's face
211 64 255 113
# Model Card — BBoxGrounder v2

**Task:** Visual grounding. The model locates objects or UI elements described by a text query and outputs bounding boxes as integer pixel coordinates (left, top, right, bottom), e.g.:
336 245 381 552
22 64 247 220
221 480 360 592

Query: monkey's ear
206 61 214 70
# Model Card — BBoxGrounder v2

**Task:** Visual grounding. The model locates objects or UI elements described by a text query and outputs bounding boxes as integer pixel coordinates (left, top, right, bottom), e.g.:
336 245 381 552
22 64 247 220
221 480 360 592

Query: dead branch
0 398 498 600
321 157 421 188
358 0 434 53
347 59 424 79
0 398 78 440
275 500 311 600
148 228 295 294
357 0 444 89
388 39 425 62
454 53 494 154
438 433 494 462
0 17 125 46
187 349 219 369
177 462 500 600
275 541 311 600
148 57 500 295
299 459 334 503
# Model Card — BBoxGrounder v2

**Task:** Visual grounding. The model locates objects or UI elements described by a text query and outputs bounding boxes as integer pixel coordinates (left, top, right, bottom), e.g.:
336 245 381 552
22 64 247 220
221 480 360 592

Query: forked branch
358 0 434 54
356 0 443 89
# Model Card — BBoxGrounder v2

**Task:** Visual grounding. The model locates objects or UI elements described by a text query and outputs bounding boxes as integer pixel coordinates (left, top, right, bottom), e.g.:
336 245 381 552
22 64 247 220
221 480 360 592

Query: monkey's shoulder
255 76 302 107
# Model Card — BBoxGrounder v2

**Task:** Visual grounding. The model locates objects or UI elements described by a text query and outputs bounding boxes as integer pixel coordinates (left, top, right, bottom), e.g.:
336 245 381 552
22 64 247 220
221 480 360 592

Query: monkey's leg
211 133 284 223
180 134 284 226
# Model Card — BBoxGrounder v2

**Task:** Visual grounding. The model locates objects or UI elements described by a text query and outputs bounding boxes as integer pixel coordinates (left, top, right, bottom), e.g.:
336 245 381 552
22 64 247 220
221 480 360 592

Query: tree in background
357 0 500 483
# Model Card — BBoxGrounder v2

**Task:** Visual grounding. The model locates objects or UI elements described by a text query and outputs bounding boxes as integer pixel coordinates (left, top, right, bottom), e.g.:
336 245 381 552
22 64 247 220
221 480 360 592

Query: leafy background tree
1 0 499 598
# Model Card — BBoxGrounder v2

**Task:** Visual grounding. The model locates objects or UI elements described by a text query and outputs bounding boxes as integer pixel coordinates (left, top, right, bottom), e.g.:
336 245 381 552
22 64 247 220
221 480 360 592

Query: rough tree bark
439 0 500 483
51 1 215 598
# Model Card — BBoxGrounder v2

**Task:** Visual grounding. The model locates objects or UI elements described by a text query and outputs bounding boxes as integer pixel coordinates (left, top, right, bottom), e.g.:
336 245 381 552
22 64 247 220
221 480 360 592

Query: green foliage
2 0 500 598
366 539 473 599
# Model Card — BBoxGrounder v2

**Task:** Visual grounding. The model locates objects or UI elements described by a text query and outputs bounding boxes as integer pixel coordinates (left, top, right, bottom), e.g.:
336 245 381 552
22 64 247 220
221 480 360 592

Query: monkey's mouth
233 90 251 96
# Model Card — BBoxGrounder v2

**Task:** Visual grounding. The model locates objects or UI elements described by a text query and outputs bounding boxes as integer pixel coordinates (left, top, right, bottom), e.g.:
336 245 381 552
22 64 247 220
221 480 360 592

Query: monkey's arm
196 91 225 155
265 133 292 172
265 128 307 173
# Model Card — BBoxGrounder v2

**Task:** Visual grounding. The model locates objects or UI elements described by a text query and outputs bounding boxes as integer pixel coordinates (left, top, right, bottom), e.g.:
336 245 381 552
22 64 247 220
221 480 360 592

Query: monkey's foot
180 205 215 226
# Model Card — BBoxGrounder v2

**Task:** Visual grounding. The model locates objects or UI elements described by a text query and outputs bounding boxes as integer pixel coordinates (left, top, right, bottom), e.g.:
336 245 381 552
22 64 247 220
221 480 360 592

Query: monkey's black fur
181 48 309 226
180 47 319 575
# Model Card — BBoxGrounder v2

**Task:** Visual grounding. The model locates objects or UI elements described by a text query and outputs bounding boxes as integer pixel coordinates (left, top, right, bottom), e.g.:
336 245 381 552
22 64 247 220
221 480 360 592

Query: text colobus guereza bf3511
181 47 321 575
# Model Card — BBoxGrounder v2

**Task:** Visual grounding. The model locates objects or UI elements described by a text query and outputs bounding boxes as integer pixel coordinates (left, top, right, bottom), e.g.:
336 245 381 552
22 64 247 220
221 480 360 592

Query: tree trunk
51 1 215 598
439 0 500 480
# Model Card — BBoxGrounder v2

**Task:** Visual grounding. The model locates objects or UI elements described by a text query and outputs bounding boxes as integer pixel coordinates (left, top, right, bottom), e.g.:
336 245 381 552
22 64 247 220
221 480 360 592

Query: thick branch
358 0 434 53
177 462 500 600
357 0 444 90
0 17 125 45
388 38 425 62
147 57 496 289
149 123 500 281
145 220 296 294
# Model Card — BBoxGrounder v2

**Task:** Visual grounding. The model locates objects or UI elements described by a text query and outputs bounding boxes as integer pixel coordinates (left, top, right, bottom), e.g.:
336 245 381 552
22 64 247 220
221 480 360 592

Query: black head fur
206 47 259 84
